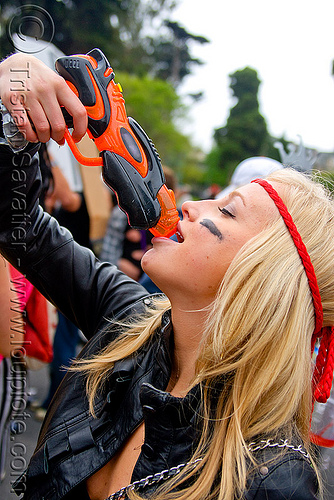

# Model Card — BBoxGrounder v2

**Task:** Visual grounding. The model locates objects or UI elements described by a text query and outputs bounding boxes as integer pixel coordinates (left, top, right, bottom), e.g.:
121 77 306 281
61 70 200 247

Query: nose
182 200 208 221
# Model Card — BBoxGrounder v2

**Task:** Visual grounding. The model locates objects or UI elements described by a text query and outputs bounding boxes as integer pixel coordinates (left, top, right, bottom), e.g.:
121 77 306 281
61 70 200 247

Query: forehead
234 182 281 223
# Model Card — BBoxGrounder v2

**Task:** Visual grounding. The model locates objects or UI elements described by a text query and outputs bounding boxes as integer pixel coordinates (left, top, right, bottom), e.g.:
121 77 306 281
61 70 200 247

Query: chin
141 251 156 277
141 259 164 290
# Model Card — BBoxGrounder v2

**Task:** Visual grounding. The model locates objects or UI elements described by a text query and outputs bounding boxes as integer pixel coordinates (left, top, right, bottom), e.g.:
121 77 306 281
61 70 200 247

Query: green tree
147 21 209 87
0 0 150 69
117 71 193 179
0 1 208 84
0 0 207 186
207 67 274 186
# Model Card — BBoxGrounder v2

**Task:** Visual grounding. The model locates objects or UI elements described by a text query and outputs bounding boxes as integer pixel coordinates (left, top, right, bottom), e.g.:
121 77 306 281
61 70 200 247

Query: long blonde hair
73 169 334 500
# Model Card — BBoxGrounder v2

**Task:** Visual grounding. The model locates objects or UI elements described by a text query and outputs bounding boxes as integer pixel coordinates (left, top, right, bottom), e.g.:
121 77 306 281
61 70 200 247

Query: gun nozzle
149 185 180 238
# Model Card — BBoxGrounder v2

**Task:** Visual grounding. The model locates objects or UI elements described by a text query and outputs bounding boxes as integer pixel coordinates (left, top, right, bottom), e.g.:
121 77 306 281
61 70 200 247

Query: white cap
216 157 284 199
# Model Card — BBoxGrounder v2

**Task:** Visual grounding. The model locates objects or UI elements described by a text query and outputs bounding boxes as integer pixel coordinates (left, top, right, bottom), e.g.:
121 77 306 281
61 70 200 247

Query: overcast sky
171 0 334 154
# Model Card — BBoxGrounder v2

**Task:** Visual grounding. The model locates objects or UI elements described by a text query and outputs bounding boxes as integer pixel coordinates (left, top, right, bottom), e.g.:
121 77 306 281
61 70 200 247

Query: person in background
100 204 152 281
0 257 24 481
1 145 55 433
0 259 24 358
138 166 182 293
215 156 284 199
100 166 178 282
33 142 90 421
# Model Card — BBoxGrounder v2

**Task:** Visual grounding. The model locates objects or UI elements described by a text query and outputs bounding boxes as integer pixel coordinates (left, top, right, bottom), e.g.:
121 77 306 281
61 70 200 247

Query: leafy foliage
1 0 148 71
147 21 209 86
117 71 193 179
0 0 207 84
0 0 208 187
1 2 295 192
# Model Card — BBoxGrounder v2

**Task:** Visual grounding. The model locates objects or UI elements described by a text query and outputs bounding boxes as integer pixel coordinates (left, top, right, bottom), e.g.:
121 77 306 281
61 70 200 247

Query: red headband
252 178 334 404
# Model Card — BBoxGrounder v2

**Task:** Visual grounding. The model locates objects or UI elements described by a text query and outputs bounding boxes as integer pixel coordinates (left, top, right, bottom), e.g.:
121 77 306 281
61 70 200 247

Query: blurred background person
32 142 91 421
100 166 179 282
0 257 24 482
215 156 284 199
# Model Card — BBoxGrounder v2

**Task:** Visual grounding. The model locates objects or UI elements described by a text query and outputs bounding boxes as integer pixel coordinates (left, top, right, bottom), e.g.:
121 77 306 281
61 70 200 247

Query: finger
3 91 39 143
13 110 39 143
57 85 87 143
56 137 65 146
25 100 53 143
38 97 67 144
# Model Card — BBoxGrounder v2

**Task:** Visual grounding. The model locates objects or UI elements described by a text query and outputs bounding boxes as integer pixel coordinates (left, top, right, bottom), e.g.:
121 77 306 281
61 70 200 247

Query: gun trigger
64 129 103 167
62 108 74 129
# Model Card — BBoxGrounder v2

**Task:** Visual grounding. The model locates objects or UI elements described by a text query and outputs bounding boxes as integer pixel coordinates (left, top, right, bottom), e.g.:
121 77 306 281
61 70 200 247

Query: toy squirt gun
55 48 180 238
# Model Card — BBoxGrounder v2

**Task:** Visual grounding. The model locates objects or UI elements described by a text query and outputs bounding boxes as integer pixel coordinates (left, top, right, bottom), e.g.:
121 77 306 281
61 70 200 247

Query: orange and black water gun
55 48 179 238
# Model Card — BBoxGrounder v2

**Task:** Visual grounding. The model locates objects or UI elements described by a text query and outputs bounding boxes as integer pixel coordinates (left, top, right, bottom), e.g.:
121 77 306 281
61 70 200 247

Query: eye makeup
200 219 223 241
219 207 235 218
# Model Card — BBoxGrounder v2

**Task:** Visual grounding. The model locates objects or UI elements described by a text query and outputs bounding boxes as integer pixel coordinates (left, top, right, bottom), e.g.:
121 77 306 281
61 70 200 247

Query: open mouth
175 223 184 243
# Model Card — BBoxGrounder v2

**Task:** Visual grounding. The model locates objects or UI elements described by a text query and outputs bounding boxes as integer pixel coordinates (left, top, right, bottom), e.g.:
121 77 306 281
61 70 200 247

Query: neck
167 300 209 397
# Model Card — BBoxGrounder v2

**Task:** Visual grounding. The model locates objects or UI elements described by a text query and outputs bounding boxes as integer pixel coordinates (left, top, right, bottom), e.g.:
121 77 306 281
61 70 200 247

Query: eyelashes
218 207 236 218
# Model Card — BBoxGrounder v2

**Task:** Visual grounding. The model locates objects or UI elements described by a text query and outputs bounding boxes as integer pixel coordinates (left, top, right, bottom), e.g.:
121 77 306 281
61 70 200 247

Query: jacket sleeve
0 143 150 339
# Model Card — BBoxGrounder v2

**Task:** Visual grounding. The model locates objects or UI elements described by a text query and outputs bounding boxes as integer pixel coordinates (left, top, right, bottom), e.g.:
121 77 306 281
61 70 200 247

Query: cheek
141 238 229 292
187 247 228 290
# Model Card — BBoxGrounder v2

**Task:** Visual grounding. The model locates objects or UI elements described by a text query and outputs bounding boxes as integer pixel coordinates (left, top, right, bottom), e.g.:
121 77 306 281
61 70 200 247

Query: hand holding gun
55 48 180 238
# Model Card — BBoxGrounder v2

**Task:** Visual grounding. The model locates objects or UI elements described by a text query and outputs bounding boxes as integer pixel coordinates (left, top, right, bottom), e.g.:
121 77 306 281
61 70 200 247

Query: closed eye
219 207 236 218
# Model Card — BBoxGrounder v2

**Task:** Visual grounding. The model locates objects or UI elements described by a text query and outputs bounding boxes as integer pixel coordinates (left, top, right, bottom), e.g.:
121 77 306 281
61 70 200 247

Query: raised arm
0 54 149 340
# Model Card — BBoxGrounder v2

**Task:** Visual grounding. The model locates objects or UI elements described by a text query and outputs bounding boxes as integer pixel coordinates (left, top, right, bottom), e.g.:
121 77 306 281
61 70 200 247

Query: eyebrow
200 219 223 241
228 191 246 206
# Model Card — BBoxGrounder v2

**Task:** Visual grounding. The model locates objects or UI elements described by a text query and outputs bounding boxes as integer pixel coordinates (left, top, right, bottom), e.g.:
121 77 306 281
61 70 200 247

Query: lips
175 222 184 243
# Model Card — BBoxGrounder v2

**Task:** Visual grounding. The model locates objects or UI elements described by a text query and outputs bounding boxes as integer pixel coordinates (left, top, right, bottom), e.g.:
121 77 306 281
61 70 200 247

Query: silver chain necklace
104 438 309 500
105 458 203 500
248 438 310 459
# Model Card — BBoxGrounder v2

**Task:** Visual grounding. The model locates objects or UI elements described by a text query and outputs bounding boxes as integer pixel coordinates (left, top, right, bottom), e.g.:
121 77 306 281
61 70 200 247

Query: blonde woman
0 53 333 500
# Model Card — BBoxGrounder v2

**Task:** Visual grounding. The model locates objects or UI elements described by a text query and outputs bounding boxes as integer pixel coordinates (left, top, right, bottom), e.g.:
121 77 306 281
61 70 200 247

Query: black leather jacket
0 143 319 499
